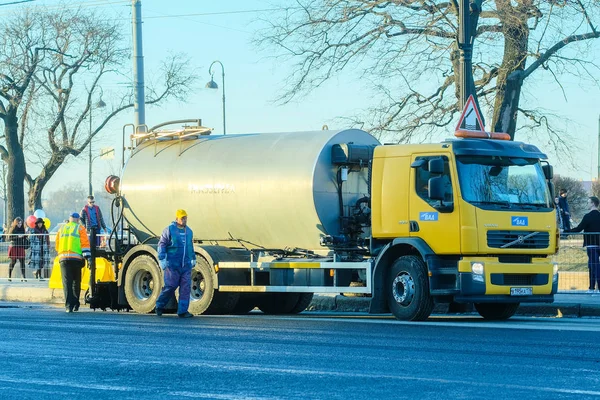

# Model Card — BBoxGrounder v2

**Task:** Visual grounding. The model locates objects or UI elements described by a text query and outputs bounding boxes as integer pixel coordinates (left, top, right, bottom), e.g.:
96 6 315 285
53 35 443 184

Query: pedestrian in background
7 217 28 282
28 218 50 280
558 189 571 231
80 195 107 246
155 209 197 318
564 196 600 294
555 197 563 230
56 212 91 312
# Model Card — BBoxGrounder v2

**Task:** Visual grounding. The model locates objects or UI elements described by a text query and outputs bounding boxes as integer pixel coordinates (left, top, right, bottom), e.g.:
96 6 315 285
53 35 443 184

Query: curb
0 286 63 305
1 287 599 318
308 295 600 318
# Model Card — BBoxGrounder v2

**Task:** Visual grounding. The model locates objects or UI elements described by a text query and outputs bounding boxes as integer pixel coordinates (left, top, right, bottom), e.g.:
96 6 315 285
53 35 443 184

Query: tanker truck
98 121 558 321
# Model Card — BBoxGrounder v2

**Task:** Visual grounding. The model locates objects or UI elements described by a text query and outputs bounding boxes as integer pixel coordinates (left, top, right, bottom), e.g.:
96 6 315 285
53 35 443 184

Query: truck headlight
553 263 559 281
471 262 484 282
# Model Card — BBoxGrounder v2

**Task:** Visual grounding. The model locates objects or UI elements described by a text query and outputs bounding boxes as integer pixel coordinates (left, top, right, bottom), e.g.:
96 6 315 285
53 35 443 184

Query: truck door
409 155 461 254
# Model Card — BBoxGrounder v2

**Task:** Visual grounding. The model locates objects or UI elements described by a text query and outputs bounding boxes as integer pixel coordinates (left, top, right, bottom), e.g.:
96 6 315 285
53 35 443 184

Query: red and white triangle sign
455 95 485 132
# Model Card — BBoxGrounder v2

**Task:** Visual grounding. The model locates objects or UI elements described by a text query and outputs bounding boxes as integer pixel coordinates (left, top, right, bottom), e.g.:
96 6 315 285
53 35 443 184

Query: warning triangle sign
455 95 485 132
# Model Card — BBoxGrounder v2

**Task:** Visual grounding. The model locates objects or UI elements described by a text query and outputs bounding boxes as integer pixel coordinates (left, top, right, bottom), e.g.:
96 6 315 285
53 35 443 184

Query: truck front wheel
474 303 519 320
386 255 434 321
124 255 163 314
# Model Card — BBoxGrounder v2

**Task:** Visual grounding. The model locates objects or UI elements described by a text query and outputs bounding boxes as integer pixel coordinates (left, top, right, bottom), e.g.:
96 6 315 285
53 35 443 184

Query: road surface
1 305 599 399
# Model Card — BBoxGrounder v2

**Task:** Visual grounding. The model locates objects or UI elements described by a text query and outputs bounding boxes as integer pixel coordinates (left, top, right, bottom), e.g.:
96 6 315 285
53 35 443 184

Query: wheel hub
191 270 205 301
133 270 153 301
392 272 415 306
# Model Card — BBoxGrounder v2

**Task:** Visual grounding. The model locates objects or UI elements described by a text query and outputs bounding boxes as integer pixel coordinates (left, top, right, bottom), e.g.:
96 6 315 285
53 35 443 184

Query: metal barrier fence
0 233 115 281
0 232 595 291
554 232 597 292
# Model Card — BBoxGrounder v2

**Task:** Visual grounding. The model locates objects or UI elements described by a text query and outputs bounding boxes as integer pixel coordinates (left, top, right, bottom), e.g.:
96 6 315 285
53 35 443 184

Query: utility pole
457 0 484 123
597 114 600 180
132 0 146 133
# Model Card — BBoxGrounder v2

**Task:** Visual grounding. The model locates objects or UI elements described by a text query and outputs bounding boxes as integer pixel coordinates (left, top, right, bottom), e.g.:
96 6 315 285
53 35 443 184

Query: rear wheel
386 255 434 321
257 293 300 314
187 257 239 315
231 294 258 314
124 255 163 314
474 303 519 320
289 293 314 314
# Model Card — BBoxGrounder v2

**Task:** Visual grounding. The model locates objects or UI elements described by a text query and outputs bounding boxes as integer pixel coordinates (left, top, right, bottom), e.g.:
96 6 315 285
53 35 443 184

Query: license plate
510 287 533 296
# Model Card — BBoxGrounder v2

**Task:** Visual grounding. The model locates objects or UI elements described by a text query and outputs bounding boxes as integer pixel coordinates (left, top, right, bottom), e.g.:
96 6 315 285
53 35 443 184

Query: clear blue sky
2 0 599 196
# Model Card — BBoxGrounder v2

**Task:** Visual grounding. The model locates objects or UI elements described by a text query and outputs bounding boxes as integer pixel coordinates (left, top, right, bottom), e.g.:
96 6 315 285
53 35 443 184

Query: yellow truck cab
368 137 558 320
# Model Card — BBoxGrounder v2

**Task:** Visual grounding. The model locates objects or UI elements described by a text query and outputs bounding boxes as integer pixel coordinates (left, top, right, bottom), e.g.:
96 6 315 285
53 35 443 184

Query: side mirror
542 164 554 180
411 159 427 169
428 158 444 175
428 177 445 201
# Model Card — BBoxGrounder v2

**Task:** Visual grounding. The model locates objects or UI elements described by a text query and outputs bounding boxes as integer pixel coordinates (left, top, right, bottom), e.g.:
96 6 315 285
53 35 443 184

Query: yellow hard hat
176 209 187 219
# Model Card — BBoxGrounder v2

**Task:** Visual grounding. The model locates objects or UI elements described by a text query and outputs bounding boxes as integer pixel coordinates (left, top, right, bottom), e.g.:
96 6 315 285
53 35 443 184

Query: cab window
414 156 454 207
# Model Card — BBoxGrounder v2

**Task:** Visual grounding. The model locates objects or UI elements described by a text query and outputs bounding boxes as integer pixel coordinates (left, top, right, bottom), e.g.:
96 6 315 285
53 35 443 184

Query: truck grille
490 273 549 286
487 231 549 249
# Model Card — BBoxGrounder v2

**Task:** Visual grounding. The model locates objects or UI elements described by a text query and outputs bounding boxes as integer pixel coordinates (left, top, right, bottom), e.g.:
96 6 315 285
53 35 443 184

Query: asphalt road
1 305 599 399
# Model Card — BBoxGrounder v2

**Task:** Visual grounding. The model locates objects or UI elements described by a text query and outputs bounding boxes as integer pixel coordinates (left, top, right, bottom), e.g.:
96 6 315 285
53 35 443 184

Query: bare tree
0 7 196 222
553 175 588 222
258 0 600 145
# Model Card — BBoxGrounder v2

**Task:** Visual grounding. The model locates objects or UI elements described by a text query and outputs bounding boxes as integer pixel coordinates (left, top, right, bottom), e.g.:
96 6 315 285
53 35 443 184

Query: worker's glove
191 260 196 267
159 259 167 270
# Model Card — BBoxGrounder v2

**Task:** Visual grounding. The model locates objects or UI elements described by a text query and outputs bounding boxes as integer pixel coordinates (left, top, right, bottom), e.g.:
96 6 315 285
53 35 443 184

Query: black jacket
558 196 570 215
567 209 600 247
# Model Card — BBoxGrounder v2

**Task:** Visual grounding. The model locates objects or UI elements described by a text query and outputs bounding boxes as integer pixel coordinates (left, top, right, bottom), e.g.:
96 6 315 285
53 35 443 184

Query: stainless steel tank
120 129 380 251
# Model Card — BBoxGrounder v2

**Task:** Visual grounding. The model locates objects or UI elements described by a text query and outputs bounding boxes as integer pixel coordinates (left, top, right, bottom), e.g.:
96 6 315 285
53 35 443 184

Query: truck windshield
456 156 551 209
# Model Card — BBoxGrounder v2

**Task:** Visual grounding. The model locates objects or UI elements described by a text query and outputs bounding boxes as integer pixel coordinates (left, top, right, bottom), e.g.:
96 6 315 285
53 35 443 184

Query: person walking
558 189 571 231
155 209 197 318
28 218 51 280
55 212 91 312
564 196 600 293
80 195 108 245
7 217 28 282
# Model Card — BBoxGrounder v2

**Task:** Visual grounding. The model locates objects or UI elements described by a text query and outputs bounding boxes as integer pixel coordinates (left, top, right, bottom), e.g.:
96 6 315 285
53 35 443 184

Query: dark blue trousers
156 266 192 314
586 247 600 290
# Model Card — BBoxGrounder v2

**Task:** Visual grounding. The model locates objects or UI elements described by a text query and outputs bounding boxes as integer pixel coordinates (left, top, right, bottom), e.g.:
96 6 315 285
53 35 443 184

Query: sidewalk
1 278 599 317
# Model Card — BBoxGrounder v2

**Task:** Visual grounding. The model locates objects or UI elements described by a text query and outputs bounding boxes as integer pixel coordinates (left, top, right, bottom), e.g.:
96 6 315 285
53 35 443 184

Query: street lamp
205 60 226 135
89 98 106 196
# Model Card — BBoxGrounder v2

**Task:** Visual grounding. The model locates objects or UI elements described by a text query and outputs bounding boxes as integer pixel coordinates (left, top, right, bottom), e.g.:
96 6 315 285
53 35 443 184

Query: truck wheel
474 303 519 320
386 255 434 321
289 293 314 314
124 255 163 314
231 294 258 314
257 293 300 314
187 257 239 315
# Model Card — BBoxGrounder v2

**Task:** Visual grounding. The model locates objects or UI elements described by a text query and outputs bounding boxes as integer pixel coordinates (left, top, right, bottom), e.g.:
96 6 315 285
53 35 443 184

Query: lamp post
206 60 226 135
88 98 106 196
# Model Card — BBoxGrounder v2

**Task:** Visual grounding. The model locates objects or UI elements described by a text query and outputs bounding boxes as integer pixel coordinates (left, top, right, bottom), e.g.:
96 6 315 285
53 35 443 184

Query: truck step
430 289 460 296
430 268 458 275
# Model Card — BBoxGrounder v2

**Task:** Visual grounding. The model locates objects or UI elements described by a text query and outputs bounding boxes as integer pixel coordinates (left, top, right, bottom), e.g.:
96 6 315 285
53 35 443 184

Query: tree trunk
491 1 529 139
4 111 26 223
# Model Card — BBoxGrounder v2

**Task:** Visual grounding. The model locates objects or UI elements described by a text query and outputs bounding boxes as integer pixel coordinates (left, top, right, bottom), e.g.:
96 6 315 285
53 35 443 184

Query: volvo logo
501 231 539 248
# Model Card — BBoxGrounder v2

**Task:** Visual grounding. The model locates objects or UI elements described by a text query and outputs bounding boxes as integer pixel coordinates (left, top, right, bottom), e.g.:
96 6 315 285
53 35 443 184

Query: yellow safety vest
56 222 85 261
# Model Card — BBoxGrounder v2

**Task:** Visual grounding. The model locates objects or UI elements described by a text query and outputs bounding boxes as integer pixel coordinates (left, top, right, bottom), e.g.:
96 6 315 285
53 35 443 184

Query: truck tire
187 257 239 315
124 255 163 314
474 303 519 320
386 255 434 321
289 293 314 314
231 294 258 314
257 293 300 314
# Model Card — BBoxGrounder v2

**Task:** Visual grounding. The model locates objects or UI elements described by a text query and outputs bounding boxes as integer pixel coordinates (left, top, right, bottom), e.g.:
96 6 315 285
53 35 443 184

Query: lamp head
205 76 218 89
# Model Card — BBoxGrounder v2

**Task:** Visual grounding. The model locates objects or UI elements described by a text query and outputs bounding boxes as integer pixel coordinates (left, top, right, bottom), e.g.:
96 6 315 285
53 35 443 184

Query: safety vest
56 222 89 261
